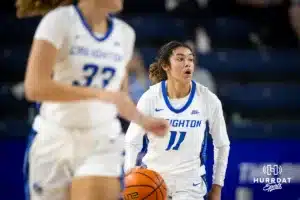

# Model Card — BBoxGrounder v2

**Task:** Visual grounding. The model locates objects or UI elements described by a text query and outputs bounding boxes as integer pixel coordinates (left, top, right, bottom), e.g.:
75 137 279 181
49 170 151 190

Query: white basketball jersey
32 5 135 129
125 81 229 175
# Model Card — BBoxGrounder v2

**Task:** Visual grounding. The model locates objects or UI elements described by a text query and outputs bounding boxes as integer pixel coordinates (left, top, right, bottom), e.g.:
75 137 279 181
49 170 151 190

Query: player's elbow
24 82 39 102
24 79 47 102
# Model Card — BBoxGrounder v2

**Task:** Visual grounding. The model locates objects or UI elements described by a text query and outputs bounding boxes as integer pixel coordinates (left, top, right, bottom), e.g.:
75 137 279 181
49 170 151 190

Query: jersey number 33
73 64 116 87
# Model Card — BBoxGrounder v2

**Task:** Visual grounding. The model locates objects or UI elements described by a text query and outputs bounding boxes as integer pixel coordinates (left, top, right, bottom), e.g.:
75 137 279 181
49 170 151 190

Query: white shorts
24 116 124 200
161 168 207 200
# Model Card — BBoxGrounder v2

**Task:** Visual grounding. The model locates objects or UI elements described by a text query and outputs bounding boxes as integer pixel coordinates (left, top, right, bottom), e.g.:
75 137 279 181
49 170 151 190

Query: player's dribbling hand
139 116 169 137
208 184 222 200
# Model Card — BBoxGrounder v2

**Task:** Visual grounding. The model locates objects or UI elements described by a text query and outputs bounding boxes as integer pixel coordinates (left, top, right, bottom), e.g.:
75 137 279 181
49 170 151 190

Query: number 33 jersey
125 81 230 175
33 5 135 129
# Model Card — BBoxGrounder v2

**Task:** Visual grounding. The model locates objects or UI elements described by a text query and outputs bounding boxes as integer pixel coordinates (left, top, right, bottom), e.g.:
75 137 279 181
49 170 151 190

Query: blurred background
1 0 300 199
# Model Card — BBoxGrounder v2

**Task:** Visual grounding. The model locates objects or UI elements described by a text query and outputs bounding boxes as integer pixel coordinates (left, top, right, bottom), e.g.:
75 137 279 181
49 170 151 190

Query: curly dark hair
149 41 194 85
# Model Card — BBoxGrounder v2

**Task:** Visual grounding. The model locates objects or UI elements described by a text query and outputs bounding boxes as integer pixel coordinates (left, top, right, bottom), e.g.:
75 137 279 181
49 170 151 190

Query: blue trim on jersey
23 130 37 200
74 5 114 42
161 80 196 114
135 134 149 167
119 151 125 200
201 174 208 200
200 120 209 196
200 120 209 165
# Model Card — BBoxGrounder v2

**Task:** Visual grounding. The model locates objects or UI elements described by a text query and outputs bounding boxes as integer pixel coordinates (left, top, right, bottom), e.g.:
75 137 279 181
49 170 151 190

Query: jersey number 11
165 131 186 151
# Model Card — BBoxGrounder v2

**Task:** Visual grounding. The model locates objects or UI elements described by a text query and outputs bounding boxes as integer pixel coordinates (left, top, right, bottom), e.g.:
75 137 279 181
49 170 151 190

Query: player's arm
208 98 230 194
124 122 146 172
25 39 109 102
24 9 111 102
124 93 149 172
24 10 168 133
120 71 129 93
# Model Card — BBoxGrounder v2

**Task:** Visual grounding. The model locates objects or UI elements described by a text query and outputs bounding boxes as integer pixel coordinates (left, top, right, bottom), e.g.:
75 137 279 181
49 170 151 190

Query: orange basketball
123 168 167 200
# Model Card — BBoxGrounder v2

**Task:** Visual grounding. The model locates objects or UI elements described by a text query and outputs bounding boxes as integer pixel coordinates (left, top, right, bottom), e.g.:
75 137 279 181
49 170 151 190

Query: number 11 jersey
125 81 230 175
33 5 135 129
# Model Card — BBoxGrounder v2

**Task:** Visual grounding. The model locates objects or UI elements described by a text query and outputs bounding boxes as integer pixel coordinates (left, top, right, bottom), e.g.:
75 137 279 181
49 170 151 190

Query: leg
71 176 120 200
70 133 125 200
24 130 37 200
28 129 72 200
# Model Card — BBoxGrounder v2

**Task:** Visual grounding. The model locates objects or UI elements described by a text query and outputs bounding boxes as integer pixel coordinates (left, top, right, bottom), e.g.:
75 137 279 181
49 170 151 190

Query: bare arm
24 39 113 102
25 40 168 133
25 39 145 125
24 10 169 134
24 7 116 103
120 70 129 93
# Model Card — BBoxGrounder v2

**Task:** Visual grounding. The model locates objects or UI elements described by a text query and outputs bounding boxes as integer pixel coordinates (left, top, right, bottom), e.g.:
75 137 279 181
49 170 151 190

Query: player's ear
161 63 170 72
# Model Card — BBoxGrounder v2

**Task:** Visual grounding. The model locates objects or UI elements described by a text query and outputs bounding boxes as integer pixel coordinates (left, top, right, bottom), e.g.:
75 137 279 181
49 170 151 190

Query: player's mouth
183 69 192 76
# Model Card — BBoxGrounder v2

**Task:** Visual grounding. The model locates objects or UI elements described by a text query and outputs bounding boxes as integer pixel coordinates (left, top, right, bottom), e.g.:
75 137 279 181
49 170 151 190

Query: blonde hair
16 0 73 18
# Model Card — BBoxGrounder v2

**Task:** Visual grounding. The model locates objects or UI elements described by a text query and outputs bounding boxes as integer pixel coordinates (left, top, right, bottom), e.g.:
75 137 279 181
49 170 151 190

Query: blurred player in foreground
125 41 230 200
16 0 168 200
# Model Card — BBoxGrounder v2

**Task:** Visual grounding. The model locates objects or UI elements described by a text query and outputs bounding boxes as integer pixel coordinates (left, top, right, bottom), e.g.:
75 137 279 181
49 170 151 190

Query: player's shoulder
40 5 73 24
138 82 161 102
45 5 73 18
112 17 135 37
194 81 221 106
148 82 163 96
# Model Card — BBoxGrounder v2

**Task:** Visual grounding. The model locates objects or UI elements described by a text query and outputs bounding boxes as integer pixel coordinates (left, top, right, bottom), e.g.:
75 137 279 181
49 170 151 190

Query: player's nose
184 61 191 68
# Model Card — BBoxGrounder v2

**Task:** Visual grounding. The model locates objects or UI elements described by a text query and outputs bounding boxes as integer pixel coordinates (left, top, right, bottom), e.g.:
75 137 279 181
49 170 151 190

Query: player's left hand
207 184 222 200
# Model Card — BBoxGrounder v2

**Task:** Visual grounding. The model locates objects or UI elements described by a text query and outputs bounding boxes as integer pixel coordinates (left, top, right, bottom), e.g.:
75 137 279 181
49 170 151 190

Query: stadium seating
1 4 300 200
0 84 29 116
219 83 300 111
228 120 300 138
0 13 39 44
201 17 255 48
198 49 300 74
140 47 300 73
123 15 187 45
0 12 299 138
0 119 30 137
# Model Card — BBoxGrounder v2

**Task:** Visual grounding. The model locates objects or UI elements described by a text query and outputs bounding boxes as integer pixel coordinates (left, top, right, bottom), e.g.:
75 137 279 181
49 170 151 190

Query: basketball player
17 1 169 200
124 41 230 200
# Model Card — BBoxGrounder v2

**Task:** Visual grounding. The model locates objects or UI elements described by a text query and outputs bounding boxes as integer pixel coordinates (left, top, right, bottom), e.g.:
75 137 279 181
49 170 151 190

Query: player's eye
177 57 184 62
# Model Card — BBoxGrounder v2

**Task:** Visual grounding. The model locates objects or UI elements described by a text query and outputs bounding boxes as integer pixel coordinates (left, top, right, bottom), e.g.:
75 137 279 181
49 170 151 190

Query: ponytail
149 61 167 85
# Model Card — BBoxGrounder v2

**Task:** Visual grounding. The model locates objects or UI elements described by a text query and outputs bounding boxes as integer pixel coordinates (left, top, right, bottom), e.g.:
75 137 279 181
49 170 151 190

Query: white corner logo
253 164 292 192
